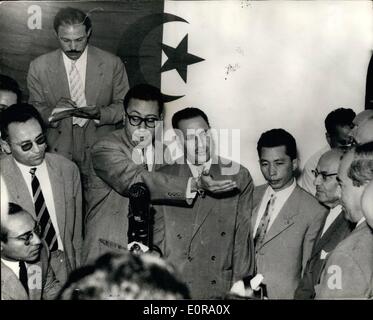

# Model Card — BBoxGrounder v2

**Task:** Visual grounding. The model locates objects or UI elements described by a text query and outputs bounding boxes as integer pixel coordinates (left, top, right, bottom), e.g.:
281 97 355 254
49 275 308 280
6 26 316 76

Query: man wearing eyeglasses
82 85 237 264
0 104 83 285
295 149 354 299
1 203 61 300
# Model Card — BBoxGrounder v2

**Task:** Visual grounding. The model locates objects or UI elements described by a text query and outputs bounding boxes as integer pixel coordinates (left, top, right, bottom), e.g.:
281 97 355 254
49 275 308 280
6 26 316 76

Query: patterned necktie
69 60 88 127
29 167 58 252
142 148 149 171
254 194 275 251
19 261 29 295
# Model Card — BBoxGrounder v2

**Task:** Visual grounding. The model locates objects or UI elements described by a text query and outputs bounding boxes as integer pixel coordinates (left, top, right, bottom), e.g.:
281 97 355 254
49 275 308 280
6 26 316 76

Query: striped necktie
69 60 88 127
254 194 275 252
29 167 58 252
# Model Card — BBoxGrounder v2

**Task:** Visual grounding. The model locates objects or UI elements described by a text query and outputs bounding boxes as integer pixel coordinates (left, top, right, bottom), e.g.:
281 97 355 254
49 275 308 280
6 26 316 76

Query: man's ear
292 158 299 172
87 28 92 39
325 132 332 147
1 139 11 154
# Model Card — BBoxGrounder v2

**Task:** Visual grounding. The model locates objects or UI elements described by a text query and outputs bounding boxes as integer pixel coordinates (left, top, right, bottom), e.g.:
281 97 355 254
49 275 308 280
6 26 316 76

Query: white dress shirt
14 160 64 251
1 258 21 279
253 179 297 237
62 46 88 94
320 204 342 237
355 216 366 228
186 158 212 198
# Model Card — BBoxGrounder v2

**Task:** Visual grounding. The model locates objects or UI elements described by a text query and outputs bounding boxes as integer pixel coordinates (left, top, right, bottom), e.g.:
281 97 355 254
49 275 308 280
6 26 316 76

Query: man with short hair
82 85 237 264
352 115 373 145
27 7 129 191
295 149 353 299
0 104 83 284
1 203 61 300
0 74 21 110
253 129 327 299
300 108 356 195
315 143 373 299
154 107 255 299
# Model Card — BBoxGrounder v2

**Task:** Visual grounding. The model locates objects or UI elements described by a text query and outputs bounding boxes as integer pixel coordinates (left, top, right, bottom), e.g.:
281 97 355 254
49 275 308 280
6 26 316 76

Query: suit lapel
258 187 299 248
2 157 36 218
251 185 267 233
47 50 70 101
45 154 66 242
85 46 104 105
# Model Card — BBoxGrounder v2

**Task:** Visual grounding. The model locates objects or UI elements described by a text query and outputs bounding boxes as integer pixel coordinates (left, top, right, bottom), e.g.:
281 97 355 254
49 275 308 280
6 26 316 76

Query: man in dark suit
82 85 237 264
153 107 255 299
27 7 129 191
1 203 61 300
315 143 373 298
295 149 353 299
252 129 327 299
0 104 83 284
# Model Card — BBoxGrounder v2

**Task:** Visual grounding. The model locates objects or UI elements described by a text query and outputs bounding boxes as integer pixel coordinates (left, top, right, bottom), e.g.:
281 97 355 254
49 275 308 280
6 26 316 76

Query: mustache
67 50 81 54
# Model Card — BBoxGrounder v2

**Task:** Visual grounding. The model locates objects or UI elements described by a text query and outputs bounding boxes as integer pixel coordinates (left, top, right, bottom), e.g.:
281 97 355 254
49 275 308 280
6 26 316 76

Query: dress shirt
186 158 212 198
1 258 21 279
62 46 87 94
14 159 64 251
355 217 366 228
320 205 342 237
253 179 297 237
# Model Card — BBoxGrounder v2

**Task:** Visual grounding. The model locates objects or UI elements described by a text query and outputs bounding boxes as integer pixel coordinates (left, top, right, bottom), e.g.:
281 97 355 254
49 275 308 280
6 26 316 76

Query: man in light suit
253 129 327 299
1 203 61 300
27 7 129 190
295 149 353 299
315 143 373 299
0 104 83 284
153 108 255 299
82 85 237 264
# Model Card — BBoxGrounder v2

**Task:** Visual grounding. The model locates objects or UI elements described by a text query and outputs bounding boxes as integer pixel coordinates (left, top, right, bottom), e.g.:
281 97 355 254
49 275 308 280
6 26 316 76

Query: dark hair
325 108 356 135
348 142 373 187
0 202 25 242
57 252 190 300
0 103 46 140
0 74 22 103
257 128 297 160
171 107 210 129
54 7 92 33
123 84 164 116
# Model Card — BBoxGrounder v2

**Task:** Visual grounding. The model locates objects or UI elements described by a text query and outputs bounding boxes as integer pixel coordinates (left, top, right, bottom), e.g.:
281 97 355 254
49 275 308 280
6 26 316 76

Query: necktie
19 261 29 295
142 148 149 171
69 60 88 127
254 194 274 250
29 168 58 252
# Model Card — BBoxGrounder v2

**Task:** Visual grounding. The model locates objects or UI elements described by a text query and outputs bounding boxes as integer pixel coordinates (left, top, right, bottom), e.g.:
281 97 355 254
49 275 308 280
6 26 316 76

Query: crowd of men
1 7 372 300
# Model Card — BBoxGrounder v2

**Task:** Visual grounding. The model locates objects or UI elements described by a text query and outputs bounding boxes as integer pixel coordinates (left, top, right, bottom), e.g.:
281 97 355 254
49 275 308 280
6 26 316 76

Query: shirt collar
267 178 296 197
62 45 88 67
329 204 343 215
356 216 366 228
187 158 213 177
13 158 46 175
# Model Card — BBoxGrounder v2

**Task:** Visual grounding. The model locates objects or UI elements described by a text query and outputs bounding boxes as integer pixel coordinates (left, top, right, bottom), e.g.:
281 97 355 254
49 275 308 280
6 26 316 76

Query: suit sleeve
315 252 370 299
72 164 83 267
301 205 326 274
232 169 255 282
42 264 62 300
92 140 189 202
97 56 129 125
27 60 54 125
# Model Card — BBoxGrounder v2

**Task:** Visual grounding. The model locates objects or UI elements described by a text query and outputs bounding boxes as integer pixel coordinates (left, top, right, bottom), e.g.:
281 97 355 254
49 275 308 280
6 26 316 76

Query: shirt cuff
186 177 197 204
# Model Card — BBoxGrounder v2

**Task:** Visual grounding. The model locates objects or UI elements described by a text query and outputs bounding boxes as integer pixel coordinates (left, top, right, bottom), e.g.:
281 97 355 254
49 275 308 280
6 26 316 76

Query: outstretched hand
194 168 237 194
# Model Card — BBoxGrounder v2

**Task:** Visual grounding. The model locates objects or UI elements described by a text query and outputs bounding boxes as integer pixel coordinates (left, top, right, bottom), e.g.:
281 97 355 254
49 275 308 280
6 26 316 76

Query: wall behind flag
161 0 373 185
0 0 165 100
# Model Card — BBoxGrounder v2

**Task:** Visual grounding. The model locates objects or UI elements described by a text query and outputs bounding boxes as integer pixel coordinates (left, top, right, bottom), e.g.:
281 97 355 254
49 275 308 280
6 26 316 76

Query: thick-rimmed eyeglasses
9 134 46 152
312 169 338 181
8 224 42 246
125 113 159 128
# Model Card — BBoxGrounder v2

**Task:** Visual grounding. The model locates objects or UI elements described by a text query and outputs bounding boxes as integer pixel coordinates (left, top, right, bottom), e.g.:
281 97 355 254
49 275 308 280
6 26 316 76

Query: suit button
58 130 62 134
187 256 193 262
211 255 216 261
177 234 182 239
221 232 226 236
54 148 58 152
211 280 216 285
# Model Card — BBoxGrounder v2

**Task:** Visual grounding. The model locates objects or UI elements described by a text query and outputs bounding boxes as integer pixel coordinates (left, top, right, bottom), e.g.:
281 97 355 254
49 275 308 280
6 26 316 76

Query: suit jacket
1 243 61 300
295 208 353 299
82 129 195 265
315 221 373 299
27 46 129 175
252 184 327 299
1 153 83 276
154 160 255 299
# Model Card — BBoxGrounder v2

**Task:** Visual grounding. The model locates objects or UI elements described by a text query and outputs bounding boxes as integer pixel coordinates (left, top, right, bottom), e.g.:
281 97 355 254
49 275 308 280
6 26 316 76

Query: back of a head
353 109 373 127
257 128 297 160
324 108 356 134
58 252 190 300
0 103 45 140
0 203 26 243
171 107 210 129
123 84 164 115
53 7 92 33
355 116 373 145
348 141 373 187
0 74 22 104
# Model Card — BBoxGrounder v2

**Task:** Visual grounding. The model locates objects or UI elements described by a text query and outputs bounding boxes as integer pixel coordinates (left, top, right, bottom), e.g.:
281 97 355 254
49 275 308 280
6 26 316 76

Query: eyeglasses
9 134 46 152
8 224 42 246
312 169 338 181
125 113 159 128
